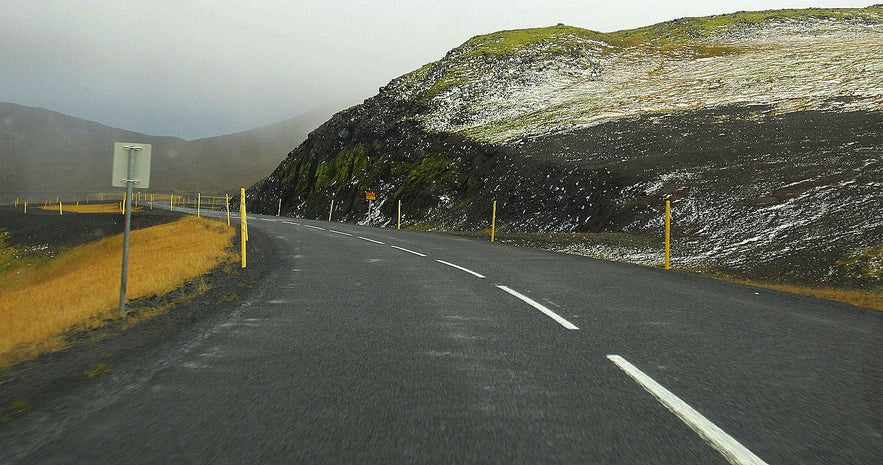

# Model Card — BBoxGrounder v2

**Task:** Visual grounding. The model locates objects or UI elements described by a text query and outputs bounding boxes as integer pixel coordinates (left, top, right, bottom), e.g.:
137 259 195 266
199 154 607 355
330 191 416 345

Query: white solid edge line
389 245 427 257
329 229 353 236
436 260 486 278
496 285 579 330
606 355 769 465
358 236 385 245
303 224 325 231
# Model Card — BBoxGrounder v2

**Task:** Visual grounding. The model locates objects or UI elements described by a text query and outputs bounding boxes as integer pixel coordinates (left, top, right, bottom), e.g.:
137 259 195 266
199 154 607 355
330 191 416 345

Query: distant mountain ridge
247 7 883 286
0 102 331 195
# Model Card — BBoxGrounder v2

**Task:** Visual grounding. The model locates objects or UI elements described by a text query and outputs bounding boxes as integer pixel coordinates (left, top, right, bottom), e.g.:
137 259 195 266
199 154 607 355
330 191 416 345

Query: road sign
112 142 152 188
113 142 152 317
366 191 376 201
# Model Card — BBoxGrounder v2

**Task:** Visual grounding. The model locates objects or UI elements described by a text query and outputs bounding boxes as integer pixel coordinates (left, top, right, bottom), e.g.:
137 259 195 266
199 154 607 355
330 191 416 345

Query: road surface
1 213 880 464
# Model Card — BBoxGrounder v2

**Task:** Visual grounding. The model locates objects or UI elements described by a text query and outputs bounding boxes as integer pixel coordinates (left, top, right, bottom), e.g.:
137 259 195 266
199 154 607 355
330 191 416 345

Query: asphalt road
2 212 881 464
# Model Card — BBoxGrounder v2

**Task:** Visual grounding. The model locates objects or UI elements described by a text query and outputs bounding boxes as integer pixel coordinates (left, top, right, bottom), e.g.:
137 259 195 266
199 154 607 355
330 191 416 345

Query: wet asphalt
1 212 880 464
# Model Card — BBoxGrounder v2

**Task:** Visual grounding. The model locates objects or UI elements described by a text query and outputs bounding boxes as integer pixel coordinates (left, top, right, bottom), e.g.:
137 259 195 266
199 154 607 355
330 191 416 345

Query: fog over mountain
0 102 332 197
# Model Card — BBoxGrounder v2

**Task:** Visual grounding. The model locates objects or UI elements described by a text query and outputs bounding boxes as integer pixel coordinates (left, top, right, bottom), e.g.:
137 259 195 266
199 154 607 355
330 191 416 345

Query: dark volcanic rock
245 10 883 286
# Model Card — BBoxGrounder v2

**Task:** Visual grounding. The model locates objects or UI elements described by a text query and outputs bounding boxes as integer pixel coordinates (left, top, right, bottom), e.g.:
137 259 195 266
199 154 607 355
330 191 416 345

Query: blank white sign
112 142 152 188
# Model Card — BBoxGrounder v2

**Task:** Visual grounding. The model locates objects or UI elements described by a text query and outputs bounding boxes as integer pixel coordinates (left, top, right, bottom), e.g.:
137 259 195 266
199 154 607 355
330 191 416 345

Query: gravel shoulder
0 206 278 420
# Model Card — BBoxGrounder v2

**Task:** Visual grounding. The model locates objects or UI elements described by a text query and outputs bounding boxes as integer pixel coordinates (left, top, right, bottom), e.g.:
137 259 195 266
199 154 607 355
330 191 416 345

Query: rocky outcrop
247 7 883 286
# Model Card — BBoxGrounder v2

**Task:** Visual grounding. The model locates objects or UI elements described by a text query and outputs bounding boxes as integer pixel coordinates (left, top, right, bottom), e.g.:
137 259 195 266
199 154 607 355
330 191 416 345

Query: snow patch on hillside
397 19 883 144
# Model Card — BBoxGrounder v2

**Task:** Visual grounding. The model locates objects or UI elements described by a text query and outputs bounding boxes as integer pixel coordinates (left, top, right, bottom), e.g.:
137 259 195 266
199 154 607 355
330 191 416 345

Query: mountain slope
0 102 331 195
247 7 883 286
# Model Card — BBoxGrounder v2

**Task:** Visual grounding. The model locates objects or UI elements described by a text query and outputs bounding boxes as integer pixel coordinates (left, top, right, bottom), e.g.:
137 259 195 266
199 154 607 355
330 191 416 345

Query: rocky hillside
247 7 883 287
0 102 330 195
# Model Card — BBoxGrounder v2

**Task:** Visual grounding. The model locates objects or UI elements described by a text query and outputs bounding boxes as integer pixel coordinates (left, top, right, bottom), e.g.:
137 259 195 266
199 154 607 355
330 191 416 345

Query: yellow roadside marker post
664 200 671 270
397 199 402 230
328 199 334 221
240 188 247 268
491 200 497 243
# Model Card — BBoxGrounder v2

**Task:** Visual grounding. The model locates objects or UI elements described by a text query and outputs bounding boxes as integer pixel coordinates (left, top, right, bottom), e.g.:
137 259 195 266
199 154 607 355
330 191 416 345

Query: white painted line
607 355 769 465
303 224 325 231
436 260 486 279
389 245 427 257
329 229 353 236
496 285 579 330
358 236 385 245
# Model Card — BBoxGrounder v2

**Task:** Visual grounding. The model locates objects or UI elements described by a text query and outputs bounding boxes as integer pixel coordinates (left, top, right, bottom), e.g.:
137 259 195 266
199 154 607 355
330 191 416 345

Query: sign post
366 191 376 224
113 142 152 317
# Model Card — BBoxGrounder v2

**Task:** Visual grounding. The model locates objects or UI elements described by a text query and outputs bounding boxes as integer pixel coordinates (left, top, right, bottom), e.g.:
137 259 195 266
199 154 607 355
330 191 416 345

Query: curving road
2 213 881 464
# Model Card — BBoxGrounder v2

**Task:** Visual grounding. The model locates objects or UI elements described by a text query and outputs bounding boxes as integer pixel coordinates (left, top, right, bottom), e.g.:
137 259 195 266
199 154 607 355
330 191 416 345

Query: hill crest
381 7 883 143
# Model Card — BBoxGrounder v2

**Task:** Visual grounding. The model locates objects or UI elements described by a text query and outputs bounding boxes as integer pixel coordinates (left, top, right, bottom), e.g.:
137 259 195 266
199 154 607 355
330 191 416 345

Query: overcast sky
1 1 875 139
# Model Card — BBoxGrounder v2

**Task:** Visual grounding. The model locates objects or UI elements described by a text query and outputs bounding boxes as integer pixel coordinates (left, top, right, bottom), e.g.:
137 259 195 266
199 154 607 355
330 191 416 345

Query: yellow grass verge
38 203 138 214
0 216 235 365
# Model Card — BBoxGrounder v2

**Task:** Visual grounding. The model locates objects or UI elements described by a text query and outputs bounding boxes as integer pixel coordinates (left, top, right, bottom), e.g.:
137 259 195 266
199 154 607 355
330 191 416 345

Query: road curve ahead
2 213 881 464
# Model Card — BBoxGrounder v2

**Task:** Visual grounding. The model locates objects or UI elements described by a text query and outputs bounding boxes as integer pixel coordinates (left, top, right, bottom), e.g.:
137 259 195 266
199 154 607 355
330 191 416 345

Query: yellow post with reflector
491 200 497 243
240 188 247 268
664 200 671 270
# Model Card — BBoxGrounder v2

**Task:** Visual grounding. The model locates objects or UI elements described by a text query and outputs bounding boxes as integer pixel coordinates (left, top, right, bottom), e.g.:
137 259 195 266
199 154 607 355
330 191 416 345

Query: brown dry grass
0 216 235 365
694 270 883 311
38 203 137 214
732 280 883 311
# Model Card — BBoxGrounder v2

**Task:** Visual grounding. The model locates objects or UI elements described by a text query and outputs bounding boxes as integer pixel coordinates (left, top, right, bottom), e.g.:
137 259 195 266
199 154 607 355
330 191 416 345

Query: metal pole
226 194 231 226
119 146 138 317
